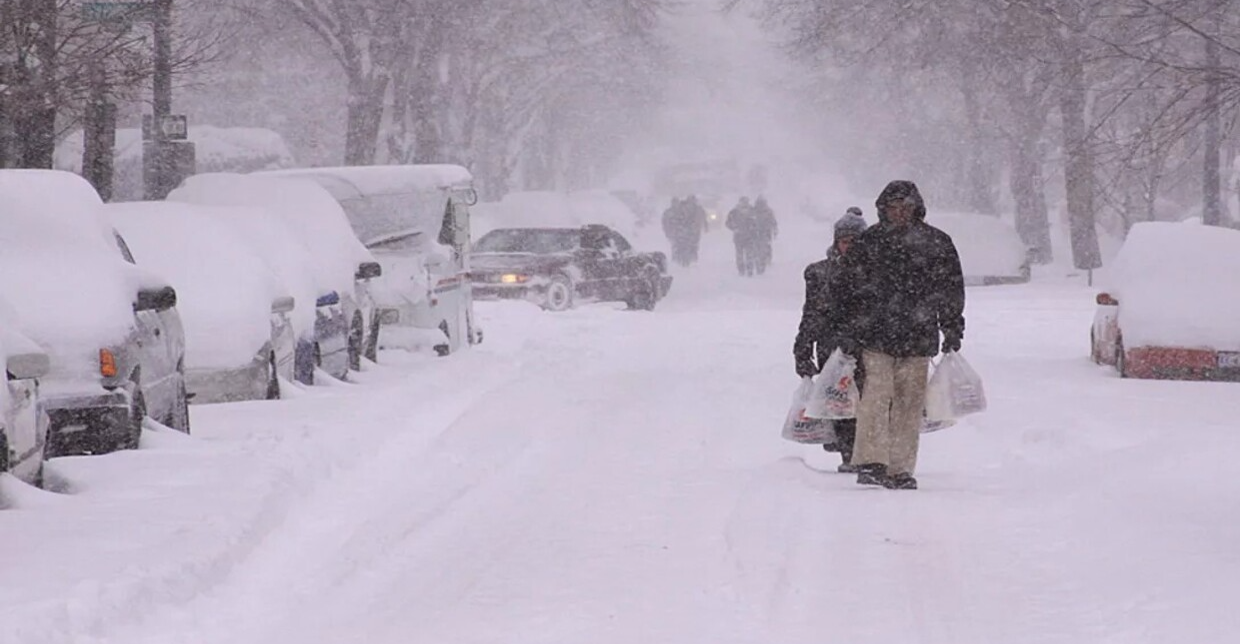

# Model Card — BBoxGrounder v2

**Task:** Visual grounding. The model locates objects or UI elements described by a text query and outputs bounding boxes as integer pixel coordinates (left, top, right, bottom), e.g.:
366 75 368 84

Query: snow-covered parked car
169 173 382 373
926 212 1032 286
1 314 51 486
105 202 298 403
255 165 479 355
0 170 189 457
1092 222 1240 381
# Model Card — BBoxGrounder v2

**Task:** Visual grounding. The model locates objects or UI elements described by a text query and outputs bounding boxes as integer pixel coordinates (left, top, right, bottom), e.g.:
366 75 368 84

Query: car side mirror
6 351 50 380
135 286 178 312
271 296 296 314
1097 293 1119 306
356 261 382 280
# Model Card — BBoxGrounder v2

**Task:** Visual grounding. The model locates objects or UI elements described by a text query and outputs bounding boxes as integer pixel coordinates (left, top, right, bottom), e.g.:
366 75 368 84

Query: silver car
0 171 190 458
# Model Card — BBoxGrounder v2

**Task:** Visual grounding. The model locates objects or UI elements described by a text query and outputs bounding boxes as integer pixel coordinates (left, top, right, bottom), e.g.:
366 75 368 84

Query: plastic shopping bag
925 352 987 423
805 349 860 420
782 378 837 444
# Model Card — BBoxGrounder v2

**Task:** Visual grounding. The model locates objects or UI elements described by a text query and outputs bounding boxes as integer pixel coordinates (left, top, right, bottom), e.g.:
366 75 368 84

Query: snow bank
259 164 473 196
1106 222 1240 351
169 173 374 300
105 202 289 369
927 212 1029 279
57 126 295 177
55 127 297 202
0 171 145 376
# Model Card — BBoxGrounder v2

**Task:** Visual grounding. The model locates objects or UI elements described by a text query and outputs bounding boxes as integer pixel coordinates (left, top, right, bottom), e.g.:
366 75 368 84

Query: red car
1090 222 1240 381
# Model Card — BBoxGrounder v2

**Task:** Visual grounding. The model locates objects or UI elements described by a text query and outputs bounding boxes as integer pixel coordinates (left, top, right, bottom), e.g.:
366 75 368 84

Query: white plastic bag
925 352 987 423
782 378 837 444
805 349 860 420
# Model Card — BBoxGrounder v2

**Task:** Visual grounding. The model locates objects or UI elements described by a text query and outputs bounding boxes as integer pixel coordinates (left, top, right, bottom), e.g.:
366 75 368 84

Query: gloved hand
941 332 962 354
795 359 818 378
838 338 861 358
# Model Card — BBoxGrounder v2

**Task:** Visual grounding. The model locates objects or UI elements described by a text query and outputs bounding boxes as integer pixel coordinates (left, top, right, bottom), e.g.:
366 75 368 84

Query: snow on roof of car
169 173 374 299
0 171 152 373
1106 222 1240 351
105 202 291 370
256 165 473 200
925 212 1029 280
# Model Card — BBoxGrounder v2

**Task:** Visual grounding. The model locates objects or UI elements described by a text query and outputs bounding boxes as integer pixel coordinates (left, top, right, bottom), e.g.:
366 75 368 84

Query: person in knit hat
793 206 870 471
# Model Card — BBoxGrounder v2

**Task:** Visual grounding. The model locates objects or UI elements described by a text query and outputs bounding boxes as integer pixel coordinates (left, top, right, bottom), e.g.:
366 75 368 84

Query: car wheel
168 378 191 434
626 274 659 311
364 311 381 362
348 311 364 371
541 276 574 312
266 352 281 400
120 390 146 451
0 432 10 474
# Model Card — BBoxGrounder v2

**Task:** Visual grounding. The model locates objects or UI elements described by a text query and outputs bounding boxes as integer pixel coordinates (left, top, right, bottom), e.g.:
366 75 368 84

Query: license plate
1219 352 1240 369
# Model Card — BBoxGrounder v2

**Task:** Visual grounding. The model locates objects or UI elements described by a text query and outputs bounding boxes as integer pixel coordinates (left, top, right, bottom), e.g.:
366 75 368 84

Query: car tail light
100 349 118 377
1097 293 1119 306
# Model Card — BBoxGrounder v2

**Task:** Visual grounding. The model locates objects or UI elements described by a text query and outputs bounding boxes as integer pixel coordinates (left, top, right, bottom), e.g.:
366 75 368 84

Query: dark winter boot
837 449 858 473
883 473 918 490
855 463 887 487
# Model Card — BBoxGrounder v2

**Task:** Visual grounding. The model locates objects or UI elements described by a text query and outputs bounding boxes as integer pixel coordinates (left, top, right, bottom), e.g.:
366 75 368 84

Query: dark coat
833 181 965 358
794 247 847 368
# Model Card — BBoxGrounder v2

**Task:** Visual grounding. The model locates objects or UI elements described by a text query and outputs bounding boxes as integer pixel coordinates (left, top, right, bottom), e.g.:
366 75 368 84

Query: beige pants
852 350 930 476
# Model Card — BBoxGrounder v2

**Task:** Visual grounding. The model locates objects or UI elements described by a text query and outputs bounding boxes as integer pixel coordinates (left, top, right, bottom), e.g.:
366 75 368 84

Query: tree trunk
962 78 996 214
1059 37 1102 270
345 74 388 166
1009 125 1053 263
1203 13 1223 226
83 60 117 201
18 107 57 169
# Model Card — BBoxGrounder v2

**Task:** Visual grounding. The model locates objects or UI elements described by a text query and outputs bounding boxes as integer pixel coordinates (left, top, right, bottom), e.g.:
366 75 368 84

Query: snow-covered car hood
1107 222 1240 352
0 170 154 378
107 202 290 370
169 173 376 300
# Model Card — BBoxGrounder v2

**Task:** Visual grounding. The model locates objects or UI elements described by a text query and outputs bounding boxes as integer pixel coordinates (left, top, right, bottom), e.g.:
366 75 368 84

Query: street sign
142 114 189 141
80 1 155 24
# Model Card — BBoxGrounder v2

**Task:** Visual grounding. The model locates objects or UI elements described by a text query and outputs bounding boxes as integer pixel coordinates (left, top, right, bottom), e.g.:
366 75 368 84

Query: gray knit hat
834 209 867 241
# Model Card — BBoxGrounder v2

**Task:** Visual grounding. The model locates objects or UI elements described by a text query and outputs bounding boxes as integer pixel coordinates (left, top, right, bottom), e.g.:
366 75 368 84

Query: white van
256 165 481 355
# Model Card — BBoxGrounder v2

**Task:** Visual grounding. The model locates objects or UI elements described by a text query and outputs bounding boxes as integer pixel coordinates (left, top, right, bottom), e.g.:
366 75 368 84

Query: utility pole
143 0 193 200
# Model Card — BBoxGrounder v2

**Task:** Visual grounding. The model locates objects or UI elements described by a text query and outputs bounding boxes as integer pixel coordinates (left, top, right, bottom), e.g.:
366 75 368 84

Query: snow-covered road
4 229 1240 644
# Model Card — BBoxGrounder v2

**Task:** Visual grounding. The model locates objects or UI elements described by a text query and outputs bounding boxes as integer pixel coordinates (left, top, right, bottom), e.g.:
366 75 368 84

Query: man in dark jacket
726 197 758 276
752 196 779 274
794 207 868 471
833 181 965 490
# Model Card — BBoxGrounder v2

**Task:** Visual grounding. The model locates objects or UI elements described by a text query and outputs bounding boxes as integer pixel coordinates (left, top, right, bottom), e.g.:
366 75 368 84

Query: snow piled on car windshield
928 212 1028 278
0 171 146 372
105 202 289 369
169 173 373 299
1107 221 1240 351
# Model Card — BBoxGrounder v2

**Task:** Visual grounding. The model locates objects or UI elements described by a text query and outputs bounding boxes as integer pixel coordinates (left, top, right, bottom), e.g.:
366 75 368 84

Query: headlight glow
501 274 529 284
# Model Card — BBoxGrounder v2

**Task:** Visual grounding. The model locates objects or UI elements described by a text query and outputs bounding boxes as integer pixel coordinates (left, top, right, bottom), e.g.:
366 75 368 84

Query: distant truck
256 165 481 356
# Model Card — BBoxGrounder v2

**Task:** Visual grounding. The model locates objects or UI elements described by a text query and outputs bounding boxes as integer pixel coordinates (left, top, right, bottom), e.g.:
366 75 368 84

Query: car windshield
475 229 579 255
